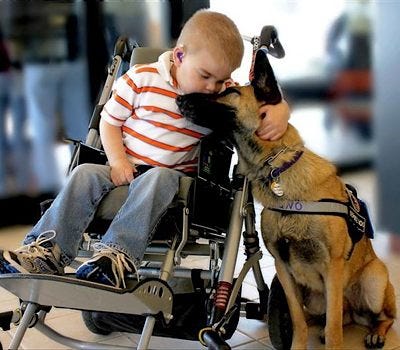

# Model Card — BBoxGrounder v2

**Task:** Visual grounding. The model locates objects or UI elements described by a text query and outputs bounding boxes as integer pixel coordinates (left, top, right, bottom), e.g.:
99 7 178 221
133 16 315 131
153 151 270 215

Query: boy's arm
222 79 290 141
100 118 136 186
256 98 290 140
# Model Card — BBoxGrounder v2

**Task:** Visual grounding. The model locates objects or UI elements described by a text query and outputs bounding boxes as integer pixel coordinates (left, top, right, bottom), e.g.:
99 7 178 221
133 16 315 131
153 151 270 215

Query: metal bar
218 177 248 283
35 321 134 349
138 266 211 280
9 303 37 350
137 316 156 350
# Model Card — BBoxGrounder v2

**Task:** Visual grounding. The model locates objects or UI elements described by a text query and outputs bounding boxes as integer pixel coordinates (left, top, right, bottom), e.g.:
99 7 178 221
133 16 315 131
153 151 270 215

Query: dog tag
270 181 284 197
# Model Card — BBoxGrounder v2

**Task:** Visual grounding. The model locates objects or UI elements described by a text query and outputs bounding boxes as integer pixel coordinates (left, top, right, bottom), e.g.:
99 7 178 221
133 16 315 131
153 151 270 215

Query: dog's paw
365 332 385 349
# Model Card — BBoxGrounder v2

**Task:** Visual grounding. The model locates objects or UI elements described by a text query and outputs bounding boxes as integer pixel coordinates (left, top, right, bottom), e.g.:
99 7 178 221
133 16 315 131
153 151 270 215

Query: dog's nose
176 95 186 110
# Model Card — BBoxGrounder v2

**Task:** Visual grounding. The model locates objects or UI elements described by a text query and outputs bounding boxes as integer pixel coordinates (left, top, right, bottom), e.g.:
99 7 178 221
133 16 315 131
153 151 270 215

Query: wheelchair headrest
130 47 169 67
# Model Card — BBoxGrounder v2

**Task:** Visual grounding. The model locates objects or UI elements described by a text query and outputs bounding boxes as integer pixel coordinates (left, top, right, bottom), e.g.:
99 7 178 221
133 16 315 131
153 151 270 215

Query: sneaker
75 243 139 288
0 230 64 275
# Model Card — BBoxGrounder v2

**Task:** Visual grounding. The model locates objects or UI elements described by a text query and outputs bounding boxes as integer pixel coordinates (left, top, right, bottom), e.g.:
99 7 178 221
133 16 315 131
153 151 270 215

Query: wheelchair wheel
81 311 112 335
267 274 293 350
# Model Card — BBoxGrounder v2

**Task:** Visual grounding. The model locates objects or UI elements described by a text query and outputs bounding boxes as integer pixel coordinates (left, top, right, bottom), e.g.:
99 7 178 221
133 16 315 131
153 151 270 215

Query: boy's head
171 10 244 94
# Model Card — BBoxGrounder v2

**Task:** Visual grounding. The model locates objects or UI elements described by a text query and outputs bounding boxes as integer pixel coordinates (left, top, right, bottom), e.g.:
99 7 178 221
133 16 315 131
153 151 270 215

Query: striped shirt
101 51 213 173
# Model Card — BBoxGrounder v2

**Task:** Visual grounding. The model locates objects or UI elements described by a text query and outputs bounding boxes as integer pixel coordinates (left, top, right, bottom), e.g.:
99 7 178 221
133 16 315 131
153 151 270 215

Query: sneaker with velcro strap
75 243 139 289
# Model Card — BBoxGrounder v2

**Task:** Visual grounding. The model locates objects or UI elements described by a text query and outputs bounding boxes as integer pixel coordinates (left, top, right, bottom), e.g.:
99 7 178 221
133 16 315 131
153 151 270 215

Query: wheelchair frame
0 28 290 350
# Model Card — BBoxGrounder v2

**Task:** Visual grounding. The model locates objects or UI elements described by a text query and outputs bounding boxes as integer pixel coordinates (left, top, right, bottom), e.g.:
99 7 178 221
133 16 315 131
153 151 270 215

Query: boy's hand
110 158 136 186
256 99 290 141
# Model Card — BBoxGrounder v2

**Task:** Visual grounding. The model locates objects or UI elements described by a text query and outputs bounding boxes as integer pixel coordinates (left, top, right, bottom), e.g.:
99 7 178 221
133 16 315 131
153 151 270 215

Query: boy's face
173 47 233 95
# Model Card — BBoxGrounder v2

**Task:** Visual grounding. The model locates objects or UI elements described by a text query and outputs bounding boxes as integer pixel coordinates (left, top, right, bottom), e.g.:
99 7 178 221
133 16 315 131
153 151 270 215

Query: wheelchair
0 27 292 350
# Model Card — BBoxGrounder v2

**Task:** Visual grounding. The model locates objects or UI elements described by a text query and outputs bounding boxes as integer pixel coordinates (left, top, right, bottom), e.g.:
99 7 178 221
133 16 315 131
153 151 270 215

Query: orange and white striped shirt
101 51 213 173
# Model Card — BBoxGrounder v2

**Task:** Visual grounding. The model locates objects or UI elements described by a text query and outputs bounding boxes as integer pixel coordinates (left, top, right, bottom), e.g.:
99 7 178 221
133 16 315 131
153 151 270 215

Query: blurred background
0 0 398 244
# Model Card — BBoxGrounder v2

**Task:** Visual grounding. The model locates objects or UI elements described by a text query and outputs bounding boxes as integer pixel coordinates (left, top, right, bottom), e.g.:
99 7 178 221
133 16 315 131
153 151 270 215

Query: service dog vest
268 184 374 250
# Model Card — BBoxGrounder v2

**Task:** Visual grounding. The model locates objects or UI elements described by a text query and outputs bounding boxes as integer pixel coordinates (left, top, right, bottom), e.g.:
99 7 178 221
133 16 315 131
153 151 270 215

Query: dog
177 49 396 349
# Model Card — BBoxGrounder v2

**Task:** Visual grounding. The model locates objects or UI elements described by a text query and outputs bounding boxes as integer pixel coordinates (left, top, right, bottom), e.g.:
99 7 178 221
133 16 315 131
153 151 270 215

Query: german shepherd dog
177 50 396 349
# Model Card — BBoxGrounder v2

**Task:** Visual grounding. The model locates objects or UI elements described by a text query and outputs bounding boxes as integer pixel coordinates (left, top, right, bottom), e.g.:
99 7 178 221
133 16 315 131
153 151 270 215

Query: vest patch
345 184 374 242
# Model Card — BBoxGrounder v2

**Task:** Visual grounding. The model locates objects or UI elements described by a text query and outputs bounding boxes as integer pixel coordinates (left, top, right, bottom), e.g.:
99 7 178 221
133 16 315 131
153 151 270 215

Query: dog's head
176 49 282 139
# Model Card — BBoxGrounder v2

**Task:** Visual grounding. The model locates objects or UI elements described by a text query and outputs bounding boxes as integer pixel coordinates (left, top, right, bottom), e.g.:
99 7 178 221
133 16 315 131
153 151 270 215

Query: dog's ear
251 48 282 105
177 93 236 135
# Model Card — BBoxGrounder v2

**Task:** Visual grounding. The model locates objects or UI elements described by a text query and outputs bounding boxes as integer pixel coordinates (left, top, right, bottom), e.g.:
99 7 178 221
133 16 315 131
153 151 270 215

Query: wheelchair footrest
0 274 173 322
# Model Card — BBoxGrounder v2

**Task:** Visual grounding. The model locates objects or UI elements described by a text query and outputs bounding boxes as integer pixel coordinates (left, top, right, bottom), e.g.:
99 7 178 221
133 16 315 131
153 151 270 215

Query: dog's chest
274 236 322 263
259 204 329 291
274 236 327 291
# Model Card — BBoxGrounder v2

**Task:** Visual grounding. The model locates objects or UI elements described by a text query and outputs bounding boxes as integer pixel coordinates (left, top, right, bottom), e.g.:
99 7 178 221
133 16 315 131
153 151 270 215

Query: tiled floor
0 169 399 349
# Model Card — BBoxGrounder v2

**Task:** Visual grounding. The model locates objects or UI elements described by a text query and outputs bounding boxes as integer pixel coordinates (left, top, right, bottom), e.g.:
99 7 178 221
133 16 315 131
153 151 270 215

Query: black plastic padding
202 329 231 350
114 36 138 63
113 36 128 57
88 104 104 131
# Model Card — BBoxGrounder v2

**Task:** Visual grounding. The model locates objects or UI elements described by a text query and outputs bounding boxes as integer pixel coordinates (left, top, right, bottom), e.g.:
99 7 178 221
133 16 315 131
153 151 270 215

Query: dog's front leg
275 260 308 349
324 257 344 348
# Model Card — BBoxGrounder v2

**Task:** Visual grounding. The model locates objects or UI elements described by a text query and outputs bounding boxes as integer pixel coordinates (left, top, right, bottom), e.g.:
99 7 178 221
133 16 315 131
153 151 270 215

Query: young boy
0 10 289 288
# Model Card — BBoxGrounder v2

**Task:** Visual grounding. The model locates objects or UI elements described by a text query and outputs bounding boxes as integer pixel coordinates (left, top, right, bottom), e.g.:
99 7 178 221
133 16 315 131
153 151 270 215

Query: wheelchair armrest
175 176 195 208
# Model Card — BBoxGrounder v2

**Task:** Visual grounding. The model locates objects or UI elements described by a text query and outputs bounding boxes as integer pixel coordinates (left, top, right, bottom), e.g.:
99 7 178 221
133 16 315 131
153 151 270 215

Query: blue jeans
24 164 184 266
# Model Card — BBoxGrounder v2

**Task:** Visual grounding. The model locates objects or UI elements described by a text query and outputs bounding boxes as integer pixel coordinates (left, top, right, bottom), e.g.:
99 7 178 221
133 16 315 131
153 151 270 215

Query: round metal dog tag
270 181 284 197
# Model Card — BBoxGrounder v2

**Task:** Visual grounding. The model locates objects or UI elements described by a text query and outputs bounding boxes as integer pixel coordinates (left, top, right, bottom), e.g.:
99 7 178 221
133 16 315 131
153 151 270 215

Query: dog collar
266 149 304 182
259 148 303 197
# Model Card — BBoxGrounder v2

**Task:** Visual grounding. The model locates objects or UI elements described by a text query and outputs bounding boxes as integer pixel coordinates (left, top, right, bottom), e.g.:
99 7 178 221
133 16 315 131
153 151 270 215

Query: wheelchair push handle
259 25 285 58
85 36 138 147
247 25 285 82
243 25 285 58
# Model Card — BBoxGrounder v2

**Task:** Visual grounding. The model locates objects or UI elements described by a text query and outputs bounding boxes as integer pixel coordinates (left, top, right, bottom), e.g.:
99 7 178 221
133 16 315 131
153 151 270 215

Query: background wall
374 1 400 234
